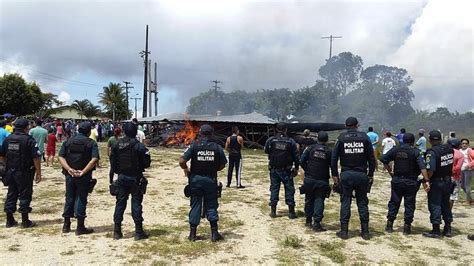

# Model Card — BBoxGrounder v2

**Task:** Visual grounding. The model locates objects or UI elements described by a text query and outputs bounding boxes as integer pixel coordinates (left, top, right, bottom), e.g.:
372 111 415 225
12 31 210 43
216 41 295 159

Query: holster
184 184 191 198
217 181 223 198
450 180 456 194
109 181 119 196
88 178 97 193
139 176 148 195
367 180 373 193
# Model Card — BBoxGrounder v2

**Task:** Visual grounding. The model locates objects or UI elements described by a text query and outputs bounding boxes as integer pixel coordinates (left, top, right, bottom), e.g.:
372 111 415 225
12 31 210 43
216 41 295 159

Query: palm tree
71 99 101 119
99 82 129 120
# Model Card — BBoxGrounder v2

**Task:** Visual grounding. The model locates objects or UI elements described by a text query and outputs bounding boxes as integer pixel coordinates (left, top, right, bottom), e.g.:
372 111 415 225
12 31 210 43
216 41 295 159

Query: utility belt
269 165 292 171
341 167 366 174
393 175 418 181
430 176 451 182
304 175 330 181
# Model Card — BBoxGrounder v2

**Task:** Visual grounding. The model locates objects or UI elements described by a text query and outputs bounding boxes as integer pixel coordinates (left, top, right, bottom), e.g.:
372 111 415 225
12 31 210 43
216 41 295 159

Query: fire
165 121 199 146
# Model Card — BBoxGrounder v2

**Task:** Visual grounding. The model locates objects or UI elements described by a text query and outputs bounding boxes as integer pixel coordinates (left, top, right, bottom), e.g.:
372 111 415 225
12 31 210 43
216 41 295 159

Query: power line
321 35 342 60
122 81 133 119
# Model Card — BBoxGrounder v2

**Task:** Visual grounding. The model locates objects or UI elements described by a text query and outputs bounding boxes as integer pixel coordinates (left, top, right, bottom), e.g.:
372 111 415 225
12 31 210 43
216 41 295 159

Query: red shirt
47 133 57 151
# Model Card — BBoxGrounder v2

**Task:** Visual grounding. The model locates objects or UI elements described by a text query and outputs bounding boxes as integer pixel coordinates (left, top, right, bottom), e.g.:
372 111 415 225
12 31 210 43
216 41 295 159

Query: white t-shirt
136 130 146 143
461 148 470 170
382 137 396 154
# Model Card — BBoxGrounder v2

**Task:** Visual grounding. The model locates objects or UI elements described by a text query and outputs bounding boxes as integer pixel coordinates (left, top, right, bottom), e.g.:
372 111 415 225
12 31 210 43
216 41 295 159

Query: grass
317 240 347 264
280 235 304 249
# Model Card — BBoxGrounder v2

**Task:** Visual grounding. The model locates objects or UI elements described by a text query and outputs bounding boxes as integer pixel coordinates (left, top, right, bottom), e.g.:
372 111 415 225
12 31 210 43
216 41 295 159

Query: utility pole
148 59 152 117
140 25 150 118
130 95 141 119
321 35 342 60
211 80 222 96
153 62 158 116
122 81 133 119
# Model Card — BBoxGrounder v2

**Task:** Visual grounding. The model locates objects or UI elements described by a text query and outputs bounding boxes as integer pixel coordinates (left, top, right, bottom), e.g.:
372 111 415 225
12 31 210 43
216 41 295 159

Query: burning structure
140 112 346 148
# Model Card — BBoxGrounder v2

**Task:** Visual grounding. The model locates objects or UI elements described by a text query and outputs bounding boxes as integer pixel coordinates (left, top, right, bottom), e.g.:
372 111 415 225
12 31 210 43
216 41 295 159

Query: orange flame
165 121 199 146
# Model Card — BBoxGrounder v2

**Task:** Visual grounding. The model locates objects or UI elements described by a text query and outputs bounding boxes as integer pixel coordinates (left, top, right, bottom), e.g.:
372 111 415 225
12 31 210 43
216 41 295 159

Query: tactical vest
393 145 421 177
229 136 241 157
65 137 93 170
5 133 32 170
338 131 368 168
429 144 453 179
305 143 330 180
116 138 141 175
269 136 293 169
190 140 220 176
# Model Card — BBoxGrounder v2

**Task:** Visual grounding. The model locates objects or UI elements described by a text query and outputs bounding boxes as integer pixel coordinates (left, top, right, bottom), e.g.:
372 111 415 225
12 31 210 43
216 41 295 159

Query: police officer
58 121 99 235
422 130 454 238
1 118 42 228
300 131 337 231
264 122 299 219
179 124 227 242
110 122 151 240
331 117 375 240
379 133 429 235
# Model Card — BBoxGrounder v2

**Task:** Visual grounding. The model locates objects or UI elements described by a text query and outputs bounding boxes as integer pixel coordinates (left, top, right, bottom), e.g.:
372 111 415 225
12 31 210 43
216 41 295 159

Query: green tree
0 73 44 115
98 82 130 120
318 52 363 96
71 99 100 119
360 64 414 106
36 93 63 117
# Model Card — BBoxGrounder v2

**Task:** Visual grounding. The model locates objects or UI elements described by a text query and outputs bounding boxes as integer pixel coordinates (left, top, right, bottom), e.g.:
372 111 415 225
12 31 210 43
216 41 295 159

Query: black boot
385 220 394 233
361 223 370 240
20 213 36 228
62 217 71 233
443 223 452 238
288 205 297 219
75 218 93 235
188 225 197 241
336 223 349 240
312 222 327 232
134 223 149 241
6 213 18 228
305 216 312 227
113 223 123 240
403 224 411 235
423 224 441 238
270 205 277 218
210 222 224 242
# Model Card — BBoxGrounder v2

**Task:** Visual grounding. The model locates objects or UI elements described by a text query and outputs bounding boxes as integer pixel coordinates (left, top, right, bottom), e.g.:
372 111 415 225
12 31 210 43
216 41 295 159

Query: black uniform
297 136 316 156
227 135 242 187
331 127 375 238
110 135 150 240
425 143 454 233
380 144 425 227
300 142 334 228
1 130 39 217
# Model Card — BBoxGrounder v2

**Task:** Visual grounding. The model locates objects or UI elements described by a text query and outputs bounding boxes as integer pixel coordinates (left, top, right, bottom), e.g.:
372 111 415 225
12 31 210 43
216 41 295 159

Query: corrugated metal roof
138 111 276 124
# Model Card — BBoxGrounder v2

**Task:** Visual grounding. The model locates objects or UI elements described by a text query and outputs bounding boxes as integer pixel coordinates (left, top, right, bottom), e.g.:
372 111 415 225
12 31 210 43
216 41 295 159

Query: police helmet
402 133 415 144
78 122 92 136
199 124 214 136
317 131 328 142
14 118 29 129
123 122 138 138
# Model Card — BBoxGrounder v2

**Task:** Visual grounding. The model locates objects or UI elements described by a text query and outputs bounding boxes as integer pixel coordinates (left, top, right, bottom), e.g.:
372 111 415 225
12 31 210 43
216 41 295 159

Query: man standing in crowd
396 128 406 144
29 119 48 163
110 122 151 240
448 139 463 210
331 117 375 240
296 129 315 156
367 127 379 171
179 124 227 242
416 129 427 154
1 118 42 228
59 122 99 235
422 130 454 238
225 126 245 188
265 122 299 219
380 133 428 235
300 131 336 231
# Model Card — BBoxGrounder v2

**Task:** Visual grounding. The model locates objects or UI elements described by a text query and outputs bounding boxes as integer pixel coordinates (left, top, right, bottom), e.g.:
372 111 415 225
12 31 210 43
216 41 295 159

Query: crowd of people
1 113 473 244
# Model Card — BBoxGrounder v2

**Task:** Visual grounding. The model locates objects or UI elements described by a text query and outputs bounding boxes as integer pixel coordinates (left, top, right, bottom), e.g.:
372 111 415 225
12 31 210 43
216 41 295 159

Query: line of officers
0 116 463 242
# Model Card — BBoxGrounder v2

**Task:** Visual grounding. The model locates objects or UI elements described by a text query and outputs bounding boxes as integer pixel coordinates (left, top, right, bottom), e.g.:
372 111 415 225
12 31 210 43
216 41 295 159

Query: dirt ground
0 144 473 265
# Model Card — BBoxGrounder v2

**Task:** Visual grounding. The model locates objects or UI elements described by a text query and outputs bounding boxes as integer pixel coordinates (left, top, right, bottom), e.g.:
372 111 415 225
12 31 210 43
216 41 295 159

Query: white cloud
57 91 71 105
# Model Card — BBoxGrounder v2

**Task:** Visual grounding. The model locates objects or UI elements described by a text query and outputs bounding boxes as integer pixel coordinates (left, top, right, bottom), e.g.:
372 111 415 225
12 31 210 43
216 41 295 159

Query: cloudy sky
0 0 472 117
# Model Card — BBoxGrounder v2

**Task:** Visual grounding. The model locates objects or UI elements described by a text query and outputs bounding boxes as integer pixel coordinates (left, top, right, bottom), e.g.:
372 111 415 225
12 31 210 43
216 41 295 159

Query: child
46 128 58 166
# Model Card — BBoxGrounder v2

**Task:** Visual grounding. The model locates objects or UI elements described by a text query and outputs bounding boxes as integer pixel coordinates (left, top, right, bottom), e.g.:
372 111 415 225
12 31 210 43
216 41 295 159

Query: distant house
49 105 101 120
